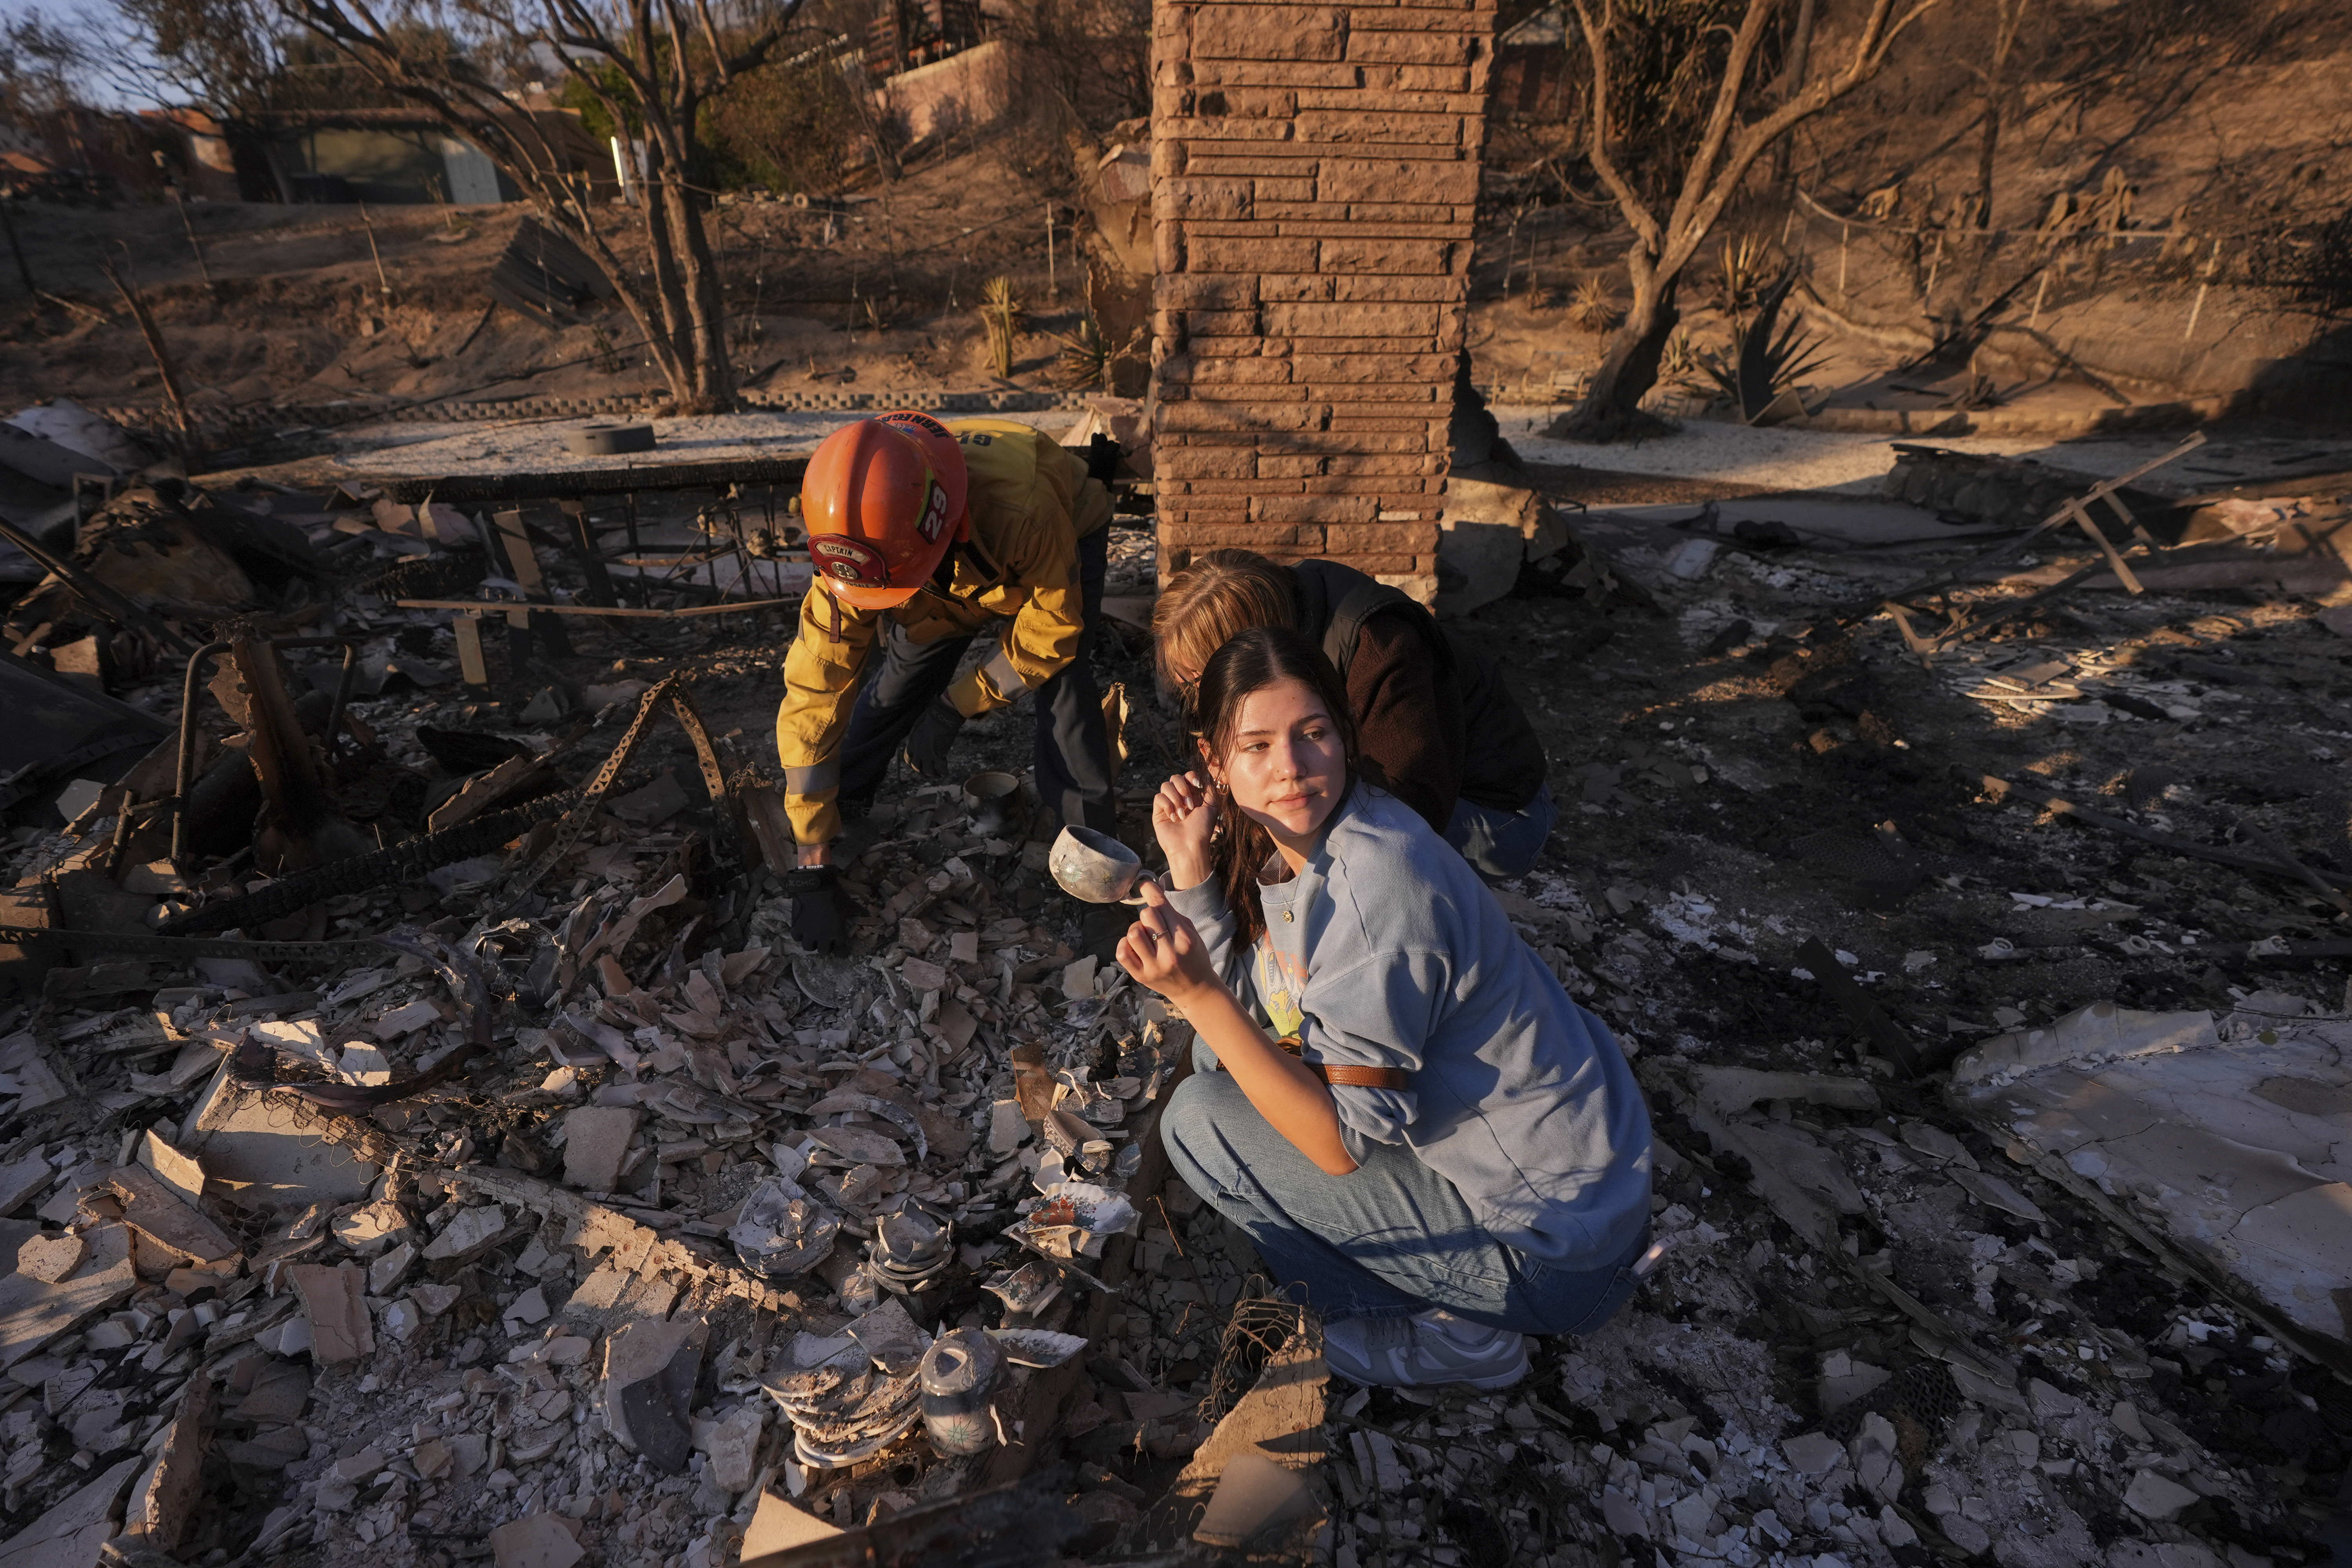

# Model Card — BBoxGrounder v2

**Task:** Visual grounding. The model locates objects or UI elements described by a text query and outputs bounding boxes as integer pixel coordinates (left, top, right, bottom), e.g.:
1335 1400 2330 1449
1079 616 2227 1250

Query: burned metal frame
497 671 751 913
1870 431 2209 661
168 637 364 869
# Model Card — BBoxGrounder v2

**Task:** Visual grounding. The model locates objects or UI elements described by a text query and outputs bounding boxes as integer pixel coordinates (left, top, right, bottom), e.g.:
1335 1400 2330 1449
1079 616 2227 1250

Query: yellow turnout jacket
776 419 1113 844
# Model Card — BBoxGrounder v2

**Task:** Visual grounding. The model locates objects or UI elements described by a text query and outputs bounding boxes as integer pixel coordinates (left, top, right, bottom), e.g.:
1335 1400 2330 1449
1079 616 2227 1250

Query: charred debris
0 402 2346 1567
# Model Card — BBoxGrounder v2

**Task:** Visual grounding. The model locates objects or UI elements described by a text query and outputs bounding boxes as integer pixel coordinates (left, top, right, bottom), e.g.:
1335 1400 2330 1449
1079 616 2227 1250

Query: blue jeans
1444 782 1557 879
1158 1059 1648 1335
836 526 1114 835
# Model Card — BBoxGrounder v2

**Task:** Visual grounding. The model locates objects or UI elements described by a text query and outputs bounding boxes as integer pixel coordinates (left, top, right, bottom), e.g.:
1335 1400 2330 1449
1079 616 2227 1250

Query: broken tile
138 1130 207 1209
122 1373 216 1550
562 1106 638 1192
987 1101 1030 1154
105 1163 239 1263
1781 1431 1846 1475
15 1233 82 1284
368 1240 416 1295
602 1315 705 1473
1194 1450 1316 1547
372 999 444 1039
502 1285 550 1332
741 1489 843 1556
1953 1002 2352 1354
331 1198 411 1253
338 1042 394 1085
0 1455 142 1564
693 1404 766 1492
2123 1468 2201 1521
287 1263 374 1365
0 1154 51 1219
0 1223 134 1368
489 1513 586 1568
235 1362 310 1423
184 1062 378 1205
423 1203 508 1259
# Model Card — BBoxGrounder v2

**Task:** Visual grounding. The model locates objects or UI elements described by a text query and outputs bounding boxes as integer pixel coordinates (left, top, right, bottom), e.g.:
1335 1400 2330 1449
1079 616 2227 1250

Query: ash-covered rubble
2 399 2350 1568
0 695 1316 1565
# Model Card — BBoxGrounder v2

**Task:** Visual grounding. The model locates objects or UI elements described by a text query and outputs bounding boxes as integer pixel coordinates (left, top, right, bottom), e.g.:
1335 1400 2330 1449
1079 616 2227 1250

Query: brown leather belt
1275 1037 1410 1091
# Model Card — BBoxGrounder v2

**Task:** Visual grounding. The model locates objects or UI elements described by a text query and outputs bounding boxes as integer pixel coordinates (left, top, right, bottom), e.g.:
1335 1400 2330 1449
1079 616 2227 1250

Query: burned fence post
452 610 490 689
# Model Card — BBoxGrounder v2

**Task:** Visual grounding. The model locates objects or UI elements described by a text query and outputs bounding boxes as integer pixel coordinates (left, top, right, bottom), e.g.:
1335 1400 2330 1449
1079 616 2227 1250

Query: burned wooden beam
380 457 811 506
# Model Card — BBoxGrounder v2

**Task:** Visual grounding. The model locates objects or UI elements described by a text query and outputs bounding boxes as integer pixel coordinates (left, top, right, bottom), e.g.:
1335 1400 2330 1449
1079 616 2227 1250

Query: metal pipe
170 641 231 870
323 642 360 760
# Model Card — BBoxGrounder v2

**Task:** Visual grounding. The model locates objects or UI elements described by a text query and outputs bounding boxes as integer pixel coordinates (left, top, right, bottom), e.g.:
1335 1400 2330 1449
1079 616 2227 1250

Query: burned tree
1548 0 1946 440
280 0 808 414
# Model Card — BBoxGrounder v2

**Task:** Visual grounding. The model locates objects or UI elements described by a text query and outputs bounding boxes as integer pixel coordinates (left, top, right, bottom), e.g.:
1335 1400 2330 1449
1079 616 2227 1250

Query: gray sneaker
1322 1309 1530 1392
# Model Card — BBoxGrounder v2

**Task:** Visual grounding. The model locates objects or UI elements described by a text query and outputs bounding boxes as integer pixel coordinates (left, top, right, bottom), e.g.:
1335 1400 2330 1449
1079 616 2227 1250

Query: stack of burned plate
728 1175 840 1279
868 1194 954 1296
763 1298 930 1468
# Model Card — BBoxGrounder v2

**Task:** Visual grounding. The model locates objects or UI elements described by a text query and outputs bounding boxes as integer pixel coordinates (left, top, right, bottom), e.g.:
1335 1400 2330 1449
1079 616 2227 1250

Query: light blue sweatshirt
1169 784 1653 1265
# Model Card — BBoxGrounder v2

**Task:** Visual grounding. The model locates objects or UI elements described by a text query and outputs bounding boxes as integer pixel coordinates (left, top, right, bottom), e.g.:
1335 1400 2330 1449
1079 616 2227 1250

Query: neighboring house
260 109 544 205
151 109 244 202
864 0 987 81
16 107 186 198
1493 5 1573 123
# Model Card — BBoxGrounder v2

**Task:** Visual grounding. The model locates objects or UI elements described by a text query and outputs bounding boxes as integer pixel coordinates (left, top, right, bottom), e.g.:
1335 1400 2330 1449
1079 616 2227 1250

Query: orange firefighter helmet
799 412 970 610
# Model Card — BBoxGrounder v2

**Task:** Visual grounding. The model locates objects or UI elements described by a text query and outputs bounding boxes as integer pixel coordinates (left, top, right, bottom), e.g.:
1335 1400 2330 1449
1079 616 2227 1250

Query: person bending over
776 412 1120 954
1114 626 1652 1390
1151 548 1554 878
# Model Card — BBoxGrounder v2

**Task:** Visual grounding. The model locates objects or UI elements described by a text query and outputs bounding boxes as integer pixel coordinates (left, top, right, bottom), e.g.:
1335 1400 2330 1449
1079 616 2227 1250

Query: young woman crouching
1115 627 1653 1390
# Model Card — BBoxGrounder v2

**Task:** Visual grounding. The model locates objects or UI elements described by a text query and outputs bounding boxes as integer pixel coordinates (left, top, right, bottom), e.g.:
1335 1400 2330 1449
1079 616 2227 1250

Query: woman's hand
1152 770 1217 890
1115 881 1219 1002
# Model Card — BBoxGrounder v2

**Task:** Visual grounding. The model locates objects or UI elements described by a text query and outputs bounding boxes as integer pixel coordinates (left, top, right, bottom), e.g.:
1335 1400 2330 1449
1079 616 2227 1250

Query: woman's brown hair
1151 550 1297 695
1193 626 1358 953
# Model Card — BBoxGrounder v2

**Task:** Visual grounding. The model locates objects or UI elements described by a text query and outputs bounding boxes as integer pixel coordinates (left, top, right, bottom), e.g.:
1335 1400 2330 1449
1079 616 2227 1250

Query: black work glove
785 866 851 955
902 695 966 780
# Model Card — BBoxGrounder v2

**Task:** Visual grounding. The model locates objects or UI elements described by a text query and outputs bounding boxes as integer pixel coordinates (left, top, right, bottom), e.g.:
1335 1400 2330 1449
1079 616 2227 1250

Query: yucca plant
1658 329 1704 388
1699 269 1835 423
977 277 1024 380
1717 234 1770 318
1050 316 1142 391
1570 276 1622 333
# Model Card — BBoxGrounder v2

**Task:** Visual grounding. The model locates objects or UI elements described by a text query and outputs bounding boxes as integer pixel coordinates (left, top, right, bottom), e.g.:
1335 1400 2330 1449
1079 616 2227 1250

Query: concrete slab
1587 497 2013 547
335 407 1082 481
1492 406 2352 500
1953 1003 2352 1368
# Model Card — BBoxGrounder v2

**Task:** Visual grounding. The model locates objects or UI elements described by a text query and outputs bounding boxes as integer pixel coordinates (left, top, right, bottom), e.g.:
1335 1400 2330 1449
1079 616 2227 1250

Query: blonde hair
1150 549 1298 693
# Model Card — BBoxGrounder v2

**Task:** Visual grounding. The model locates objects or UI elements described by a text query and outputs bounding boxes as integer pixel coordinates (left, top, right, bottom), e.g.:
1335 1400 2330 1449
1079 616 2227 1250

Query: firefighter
777 411 1120 954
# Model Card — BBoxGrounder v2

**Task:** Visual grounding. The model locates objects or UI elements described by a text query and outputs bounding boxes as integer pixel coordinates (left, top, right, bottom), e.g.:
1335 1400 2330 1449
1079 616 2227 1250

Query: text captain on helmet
776 411 1120 953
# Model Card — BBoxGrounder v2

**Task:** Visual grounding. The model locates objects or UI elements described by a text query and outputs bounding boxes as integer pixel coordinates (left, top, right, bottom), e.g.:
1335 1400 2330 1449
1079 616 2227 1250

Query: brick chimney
1147 0 1494 604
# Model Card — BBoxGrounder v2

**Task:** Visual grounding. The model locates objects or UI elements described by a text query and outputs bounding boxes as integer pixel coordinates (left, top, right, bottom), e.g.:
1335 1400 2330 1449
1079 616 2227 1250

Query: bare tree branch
276 0 808 412
1551 0 1952 437
1569 0 1659 256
